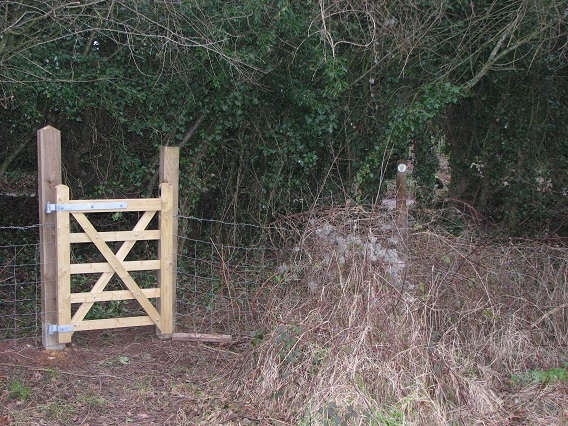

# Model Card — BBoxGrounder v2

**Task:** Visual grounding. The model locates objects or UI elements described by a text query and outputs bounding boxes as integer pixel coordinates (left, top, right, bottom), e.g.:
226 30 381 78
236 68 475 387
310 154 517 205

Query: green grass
5 377 32 401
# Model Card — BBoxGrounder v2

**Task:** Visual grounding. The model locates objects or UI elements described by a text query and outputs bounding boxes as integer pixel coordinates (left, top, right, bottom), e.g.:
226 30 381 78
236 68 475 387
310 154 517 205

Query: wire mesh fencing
175 215 293 337
0 215 295 343
0 225 42 341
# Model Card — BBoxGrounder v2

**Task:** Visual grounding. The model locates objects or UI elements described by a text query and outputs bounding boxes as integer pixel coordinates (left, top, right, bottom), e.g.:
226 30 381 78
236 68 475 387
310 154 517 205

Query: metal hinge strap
48 324 74 334
46 202 128 214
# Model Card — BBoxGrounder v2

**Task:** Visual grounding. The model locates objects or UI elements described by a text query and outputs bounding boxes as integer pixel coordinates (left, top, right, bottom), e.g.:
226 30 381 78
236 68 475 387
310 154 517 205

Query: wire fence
0 216 292 342
0 225 42 341
3 213 567 345
175 215 292 337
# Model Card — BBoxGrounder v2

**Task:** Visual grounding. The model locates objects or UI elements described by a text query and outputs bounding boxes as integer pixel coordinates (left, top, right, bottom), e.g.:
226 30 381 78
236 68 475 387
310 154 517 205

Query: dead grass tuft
228 206 568 425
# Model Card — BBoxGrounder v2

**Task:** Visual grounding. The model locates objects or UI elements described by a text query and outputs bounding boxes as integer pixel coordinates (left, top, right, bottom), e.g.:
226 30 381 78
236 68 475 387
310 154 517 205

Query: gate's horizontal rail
70 230 160 243
54 198 161 213
70 259 160 274
70 288 160 303
72 316 154 332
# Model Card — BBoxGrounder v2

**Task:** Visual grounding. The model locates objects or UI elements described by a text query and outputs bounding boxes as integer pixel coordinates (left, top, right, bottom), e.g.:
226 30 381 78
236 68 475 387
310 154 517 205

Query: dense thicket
1 0 566 234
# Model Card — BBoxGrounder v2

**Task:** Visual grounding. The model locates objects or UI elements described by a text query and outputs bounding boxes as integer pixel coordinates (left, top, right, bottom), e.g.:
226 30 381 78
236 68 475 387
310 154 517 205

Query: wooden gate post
158 147 179 336
396 159 408 233
54 184 72 344
37 126 65 349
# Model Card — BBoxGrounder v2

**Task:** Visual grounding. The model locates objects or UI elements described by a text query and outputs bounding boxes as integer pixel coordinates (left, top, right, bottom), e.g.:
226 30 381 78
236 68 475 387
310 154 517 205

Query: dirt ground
0 328 274 426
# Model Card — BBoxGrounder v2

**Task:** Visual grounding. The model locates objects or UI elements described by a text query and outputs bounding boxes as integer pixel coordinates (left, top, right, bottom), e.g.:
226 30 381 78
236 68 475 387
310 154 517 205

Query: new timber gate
38 126 179 350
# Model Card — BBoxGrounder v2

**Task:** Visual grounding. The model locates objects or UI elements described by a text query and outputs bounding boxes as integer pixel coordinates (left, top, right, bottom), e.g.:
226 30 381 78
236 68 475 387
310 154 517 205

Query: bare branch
0 0 262 86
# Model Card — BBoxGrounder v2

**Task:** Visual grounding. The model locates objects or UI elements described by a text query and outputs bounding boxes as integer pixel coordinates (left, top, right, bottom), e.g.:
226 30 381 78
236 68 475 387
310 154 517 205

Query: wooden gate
38 126 179 349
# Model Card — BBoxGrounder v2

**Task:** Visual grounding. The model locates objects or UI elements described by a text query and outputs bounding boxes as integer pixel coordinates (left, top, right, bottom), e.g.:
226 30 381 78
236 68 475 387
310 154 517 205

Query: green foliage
5 377 32 401
446 66 568 234
356 82 464 202
1 0 566 235
315 402 404 426
85 300 131 320
276 325 304 365
511 363 568 385
250 329 265 348
320 402 359 425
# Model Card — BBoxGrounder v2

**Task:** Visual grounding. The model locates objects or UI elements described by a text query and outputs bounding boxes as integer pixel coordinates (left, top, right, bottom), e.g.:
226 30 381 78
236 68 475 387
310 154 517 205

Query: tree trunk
445 101 481 204
0 132 34 177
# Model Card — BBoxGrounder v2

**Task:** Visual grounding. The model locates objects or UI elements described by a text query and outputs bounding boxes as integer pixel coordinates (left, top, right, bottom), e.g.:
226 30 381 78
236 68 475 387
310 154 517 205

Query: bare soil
0 328 273 426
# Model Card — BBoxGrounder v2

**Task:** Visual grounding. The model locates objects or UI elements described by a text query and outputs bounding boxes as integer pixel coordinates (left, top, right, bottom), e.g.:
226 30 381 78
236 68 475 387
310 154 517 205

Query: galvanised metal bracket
48 324 74 334
46 201 128 214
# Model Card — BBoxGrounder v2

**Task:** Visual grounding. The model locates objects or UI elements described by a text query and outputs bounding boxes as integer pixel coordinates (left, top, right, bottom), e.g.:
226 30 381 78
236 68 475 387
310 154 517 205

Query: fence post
37 126 65 349
158 147 179 336
396 159 408 233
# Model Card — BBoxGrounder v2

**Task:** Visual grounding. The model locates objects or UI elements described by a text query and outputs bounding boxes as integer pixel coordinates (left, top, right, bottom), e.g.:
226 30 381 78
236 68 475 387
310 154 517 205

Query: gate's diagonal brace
72 212 162 325
71 211 156 323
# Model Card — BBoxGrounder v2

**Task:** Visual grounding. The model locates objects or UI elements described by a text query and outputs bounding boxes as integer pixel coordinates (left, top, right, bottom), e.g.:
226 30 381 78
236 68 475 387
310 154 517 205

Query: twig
532 303 568 327
250 272 279 321
2 363 120 379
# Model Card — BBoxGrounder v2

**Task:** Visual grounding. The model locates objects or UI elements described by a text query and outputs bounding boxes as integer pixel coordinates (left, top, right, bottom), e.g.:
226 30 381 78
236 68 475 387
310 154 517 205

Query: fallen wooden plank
171 333 232 344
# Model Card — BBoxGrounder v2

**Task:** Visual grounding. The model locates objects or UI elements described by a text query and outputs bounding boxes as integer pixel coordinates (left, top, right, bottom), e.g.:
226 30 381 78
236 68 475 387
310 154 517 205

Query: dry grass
229 205 568 425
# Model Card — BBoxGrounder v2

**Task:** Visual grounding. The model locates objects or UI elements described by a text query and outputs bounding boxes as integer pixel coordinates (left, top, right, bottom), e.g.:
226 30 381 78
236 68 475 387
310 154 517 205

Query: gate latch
48 324 74 334
46 202 128 214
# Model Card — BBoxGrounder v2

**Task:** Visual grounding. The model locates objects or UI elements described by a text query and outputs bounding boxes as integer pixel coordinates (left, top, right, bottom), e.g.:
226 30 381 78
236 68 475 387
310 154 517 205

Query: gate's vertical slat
55 184 72 343
37 126 64 350
159 146 179 333
158 182 174 336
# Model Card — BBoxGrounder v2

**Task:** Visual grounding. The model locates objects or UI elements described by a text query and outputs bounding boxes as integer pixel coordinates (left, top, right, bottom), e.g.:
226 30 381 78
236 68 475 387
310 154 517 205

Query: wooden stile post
37 126 65 349
396 159 408 232
158 146 179 336
158 183 174 336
